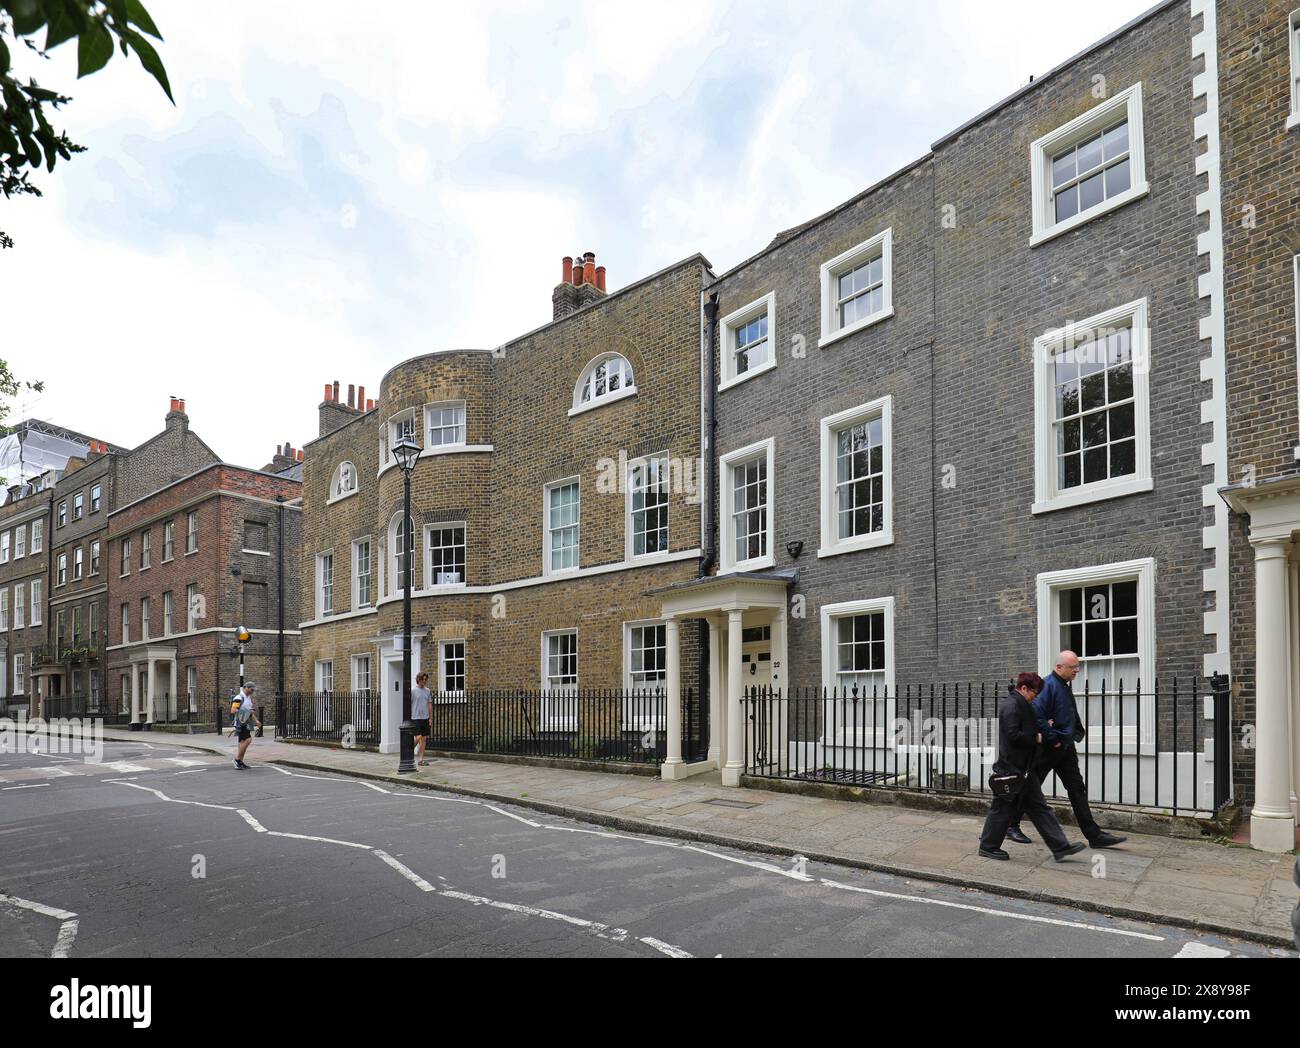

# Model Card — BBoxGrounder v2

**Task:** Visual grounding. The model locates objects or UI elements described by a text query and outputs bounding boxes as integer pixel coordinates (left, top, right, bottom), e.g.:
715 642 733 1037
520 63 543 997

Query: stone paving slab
63 728 1300 948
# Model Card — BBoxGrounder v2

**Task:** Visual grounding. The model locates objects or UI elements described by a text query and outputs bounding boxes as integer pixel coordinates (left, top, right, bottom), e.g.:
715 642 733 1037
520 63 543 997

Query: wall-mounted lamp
786 540 804 560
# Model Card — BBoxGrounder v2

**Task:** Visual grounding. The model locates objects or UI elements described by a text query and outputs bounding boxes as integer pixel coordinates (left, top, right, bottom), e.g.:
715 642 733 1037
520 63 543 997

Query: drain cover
703 798 760 810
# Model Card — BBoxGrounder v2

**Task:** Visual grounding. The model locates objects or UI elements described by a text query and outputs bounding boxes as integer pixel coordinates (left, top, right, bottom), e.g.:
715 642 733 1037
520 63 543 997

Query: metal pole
276 494 286 737
397 465 416 774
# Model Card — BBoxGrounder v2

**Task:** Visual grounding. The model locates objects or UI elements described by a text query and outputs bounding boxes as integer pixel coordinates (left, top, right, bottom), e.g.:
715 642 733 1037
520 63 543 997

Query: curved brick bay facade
299 256 712 753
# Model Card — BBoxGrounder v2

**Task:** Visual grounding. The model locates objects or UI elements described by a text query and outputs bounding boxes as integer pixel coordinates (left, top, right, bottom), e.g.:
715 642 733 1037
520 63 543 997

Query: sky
1 0 1160 468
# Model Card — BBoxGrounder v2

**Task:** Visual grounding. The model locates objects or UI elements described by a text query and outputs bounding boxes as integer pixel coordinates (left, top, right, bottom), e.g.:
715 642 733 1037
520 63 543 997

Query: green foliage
1 0 172 248
0 355 45 433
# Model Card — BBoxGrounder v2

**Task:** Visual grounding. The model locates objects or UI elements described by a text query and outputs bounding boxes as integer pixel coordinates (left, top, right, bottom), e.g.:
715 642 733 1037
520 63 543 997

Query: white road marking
162 757 211 767
172 769 210 776
639 936 694 958
237 809 268 833
484 804 542 827
0 893 77 921
52 919 80 958
2 783 50 790
0 894 80 959
100 762 149 773
1175 941 1232 958
818 878 1166 941
438 886 630 942
33 766 79 777
267 831 371 849
359 782 390 794
374 849 435 890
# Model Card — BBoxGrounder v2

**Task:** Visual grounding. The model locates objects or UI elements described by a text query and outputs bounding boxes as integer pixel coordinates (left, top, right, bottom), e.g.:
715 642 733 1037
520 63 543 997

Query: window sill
377 445 494 480
724 555 775 573
568 386 638 418
1032 475 1153 515
185 548 198 556
241 549 272 557
1029 181 1150 247
1288 111 1300 131
326 489 359 507
718 359 776 393
818 307 895 350
818 531 894 559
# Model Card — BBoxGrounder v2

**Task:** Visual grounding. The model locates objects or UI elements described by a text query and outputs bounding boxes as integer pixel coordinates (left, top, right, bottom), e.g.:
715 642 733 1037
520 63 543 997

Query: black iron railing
279 687 705 766
743 678 1228 817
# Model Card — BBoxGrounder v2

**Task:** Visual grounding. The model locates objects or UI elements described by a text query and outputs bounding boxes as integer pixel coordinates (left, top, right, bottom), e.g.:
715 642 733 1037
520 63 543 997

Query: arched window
331 462 358 500
573 353 636 413
388 512 416 595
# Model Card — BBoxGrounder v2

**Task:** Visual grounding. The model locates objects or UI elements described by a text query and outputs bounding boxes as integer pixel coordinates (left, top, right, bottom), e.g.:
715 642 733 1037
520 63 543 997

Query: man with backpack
231 681 261 770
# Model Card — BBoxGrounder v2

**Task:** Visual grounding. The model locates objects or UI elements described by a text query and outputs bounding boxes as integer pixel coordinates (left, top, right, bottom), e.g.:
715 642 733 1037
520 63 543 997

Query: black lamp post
392 436 422 774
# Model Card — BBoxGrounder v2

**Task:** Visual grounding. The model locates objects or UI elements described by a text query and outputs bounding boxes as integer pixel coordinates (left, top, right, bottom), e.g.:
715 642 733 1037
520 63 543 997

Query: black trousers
980 771 1070 853
1010 743 1101 843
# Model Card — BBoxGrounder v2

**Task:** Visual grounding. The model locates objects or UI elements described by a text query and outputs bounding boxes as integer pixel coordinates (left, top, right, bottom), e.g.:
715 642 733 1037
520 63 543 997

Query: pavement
4 726 1298 951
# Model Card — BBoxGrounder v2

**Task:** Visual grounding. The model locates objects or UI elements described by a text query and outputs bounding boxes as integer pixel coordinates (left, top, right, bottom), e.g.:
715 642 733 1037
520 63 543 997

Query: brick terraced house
299 254 714 758
104 402 302 724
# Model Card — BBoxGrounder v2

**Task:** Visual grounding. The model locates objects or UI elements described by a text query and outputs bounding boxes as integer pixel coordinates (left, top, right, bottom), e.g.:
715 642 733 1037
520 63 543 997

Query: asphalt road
0 740 1292 959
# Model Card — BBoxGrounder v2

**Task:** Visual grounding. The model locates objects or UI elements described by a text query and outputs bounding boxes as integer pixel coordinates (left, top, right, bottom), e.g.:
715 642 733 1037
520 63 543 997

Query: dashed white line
2 783 50 790
818 878 1166 942
52 919 80 958
1174 941 1232 958
267 831 372 850
236 809 267 833
639 936 694 959
374 850 435 890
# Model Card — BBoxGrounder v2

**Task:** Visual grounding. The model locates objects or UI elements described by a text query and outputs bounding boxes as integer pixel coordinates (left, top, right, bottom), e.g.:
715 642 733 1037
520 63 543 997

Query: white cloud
2 0 1160 467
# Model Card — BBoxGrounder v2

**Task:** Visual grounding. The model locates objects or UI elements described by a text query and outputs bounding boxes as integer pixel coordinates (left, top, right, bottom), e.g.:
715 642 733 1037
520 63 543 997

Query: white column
707 618 722 765
722 608 745 787
770 608 788 773
1250 538 1298 851
130 666 141 722
145 658 155 724
1289 546 1300 819
660 618 683 779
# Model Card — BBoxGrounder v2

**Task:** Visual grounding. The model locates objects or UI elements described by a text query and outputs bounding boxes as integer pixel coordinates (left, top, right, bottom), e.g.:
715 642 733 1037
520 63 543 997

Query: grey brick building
672 0 1234 806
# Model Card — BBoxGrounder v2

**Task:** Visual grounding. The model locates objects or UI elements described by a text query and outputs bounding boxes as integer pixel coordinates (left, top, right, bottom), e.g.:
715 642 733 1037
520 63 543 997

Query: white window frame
623 619 667 731
543 477 581 576
719 293 777 391
719 438 775 572
386 409 421 469
186 511 199 554
56 553 67 587
351 654 373 693
540 629 579 728
72 492 84 520
625 452 670 561
0 532 9 564
73 547 83 581
120 537 130 577
819 596 897 748
818 395 894 558
186 584 199 632
329 461 359 504
424 522 467 589
1030 83 1149 247
424 401 467 449
186 666 198 710
387 513 415 596
570 354 638 417
119 602 128 645
163 591 174 636
437 639 467 701
315 660 334 693
1289 10 1300 129
90 540 100 576
1035 558 1156 751
140 597 150 641
29 579 40 627
13 525 24 560
316 551 334 617
162 520 174 561
31 519 42 554
819 228 894 349
352 537 373 608
13 585 24 630
1032 298 1152 514
140 530 151 570
0 589 7 631
91 484 101 513
13 654 24 694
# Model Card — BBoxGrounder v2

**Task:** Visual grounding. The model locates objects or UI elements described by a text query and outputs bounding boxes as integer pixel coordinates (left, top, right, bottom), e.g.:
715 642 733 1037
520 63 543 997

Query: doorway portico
376 629 426 755
1222 476 1300 852
653 569 795 785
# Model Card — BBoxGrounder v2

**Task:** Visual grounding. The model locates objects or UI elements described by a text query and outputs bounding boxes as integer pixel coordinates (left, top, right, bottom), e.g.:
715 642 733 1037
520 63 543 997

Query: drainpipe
701 292 720 577
699 292 720 758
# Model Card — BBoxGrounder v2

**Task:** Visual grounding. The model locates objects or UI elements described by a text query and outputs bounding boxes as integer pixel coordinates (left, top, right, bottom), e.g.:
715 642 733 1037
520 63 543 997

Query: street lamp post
393 436 422 774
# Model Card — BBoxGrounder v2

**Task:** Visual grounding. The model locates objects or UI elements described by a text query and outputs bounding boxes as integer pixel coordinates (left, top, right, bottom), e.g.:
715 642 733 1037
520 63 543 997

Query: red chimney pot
583 256 597 286
562 256 574 284
347 384 356 409
358 385 366 409
596 266 607 293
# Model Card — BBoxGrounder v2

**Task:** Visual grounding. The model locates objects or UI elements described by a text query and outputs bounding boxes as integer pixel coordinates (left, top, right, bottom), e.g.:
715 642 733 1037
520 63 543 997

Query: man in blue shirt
1004 651 1125 849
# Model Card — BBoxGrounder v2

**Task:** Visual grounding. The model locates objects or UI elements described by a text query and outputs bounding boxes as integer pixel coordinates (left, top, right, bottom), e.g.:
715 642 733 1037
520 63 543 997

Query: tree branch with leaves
1 0 172 249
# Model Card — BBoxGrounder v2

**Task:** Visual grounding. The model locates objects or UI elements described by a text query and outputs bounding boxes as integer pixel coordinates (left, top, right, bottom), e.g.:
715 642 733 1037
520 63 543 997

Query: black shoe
1089 832 1127 848
1005 827 1032 844
1053 842 1087 861
978 847 1010 860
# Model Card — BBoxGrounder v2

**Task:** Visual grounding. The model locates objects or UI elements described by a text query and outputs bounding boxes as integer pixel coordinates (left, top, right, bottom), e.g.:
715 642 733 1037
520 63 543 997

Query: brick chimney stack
318 377 371 438
552 250 608 321
165 396 189 433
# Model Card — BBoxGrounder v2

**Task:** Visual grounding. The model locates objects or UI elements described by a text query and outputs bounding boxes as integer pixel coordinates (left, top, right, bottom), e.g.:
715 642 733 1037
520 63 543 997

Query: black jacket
995 684 1042 775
